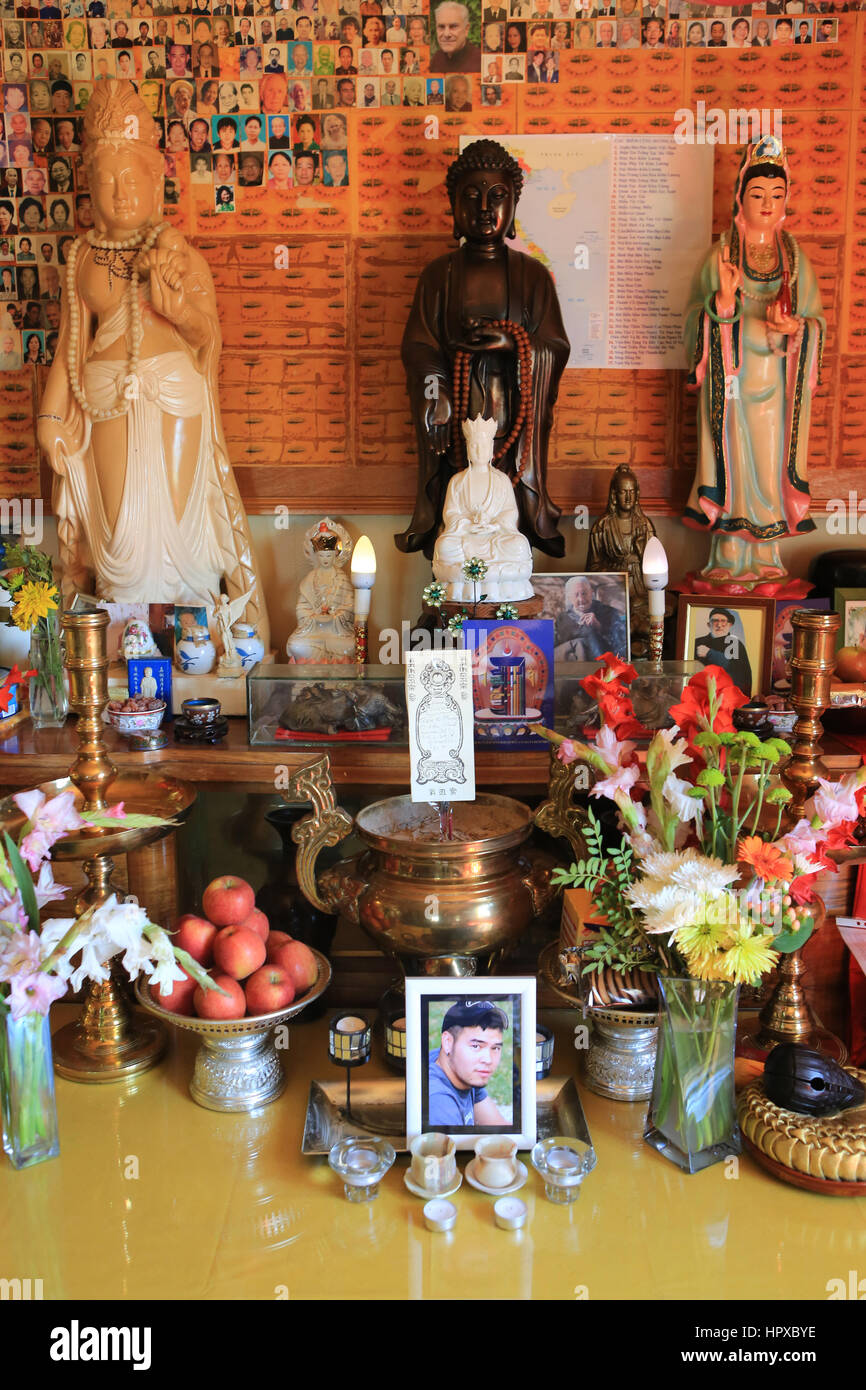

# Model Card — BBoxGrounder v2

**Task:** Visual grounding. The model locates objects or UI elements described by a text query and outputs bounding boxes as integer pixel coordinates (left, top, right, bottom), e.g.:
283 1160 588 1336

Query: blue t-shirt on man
428 1047 487 1127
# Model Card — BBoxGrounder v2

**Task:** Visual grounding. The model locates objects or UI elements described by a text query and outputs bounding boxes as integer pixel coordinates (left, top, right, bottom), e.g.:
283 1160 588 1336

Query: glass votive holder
383 1013 407 1073
328 1137 395 1203
536 1024 555 1078
530 1136 596 1205
329 1012 372 1068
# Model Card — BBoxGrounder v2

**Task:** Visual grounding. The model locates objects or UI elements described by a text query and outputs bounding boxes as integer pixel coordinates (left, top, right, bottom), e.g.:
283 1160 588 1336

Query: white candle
336 1015 366 1033
494 1196 528 1230
392 1017 406 1032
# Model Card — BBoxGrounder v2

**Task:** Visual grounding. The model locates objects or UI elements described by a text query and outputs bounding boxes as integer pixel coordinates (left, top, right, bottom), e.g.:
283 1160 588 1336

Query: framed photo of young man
405 978 537 1151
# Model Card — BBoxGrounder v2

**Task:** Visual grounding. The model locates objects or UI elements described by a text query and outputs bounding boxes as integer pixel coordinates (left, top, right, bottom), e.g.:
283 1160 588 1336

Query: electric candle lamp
642 536 668 669
350 535 376 664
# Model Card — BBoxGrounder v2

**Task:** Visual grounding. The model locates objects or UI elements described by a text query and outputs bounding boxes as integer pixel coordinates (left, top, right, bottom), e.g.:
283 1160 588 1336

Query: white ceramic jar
231 622 265 671
176 624 216 675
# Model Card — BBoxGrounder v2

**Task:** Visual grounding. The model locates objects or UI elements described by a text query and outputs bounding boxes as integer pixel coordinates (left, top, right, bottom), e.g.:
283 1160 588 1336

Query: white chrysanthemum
625 881 698 936
667 849 739 897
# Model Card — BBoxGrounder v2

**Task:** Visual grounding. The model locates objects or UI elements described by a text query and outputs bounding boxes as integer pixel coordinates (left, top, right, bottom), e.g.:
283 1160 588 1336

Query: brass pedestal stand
0 610 196 1082
746 609 846 1061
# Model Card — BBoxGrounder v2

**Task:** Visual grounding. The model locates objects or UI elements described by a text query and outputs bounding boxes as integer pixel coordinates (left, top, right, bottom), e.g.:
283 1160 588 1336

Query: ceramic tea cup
474 1136 519 1188
409 1132 457 1193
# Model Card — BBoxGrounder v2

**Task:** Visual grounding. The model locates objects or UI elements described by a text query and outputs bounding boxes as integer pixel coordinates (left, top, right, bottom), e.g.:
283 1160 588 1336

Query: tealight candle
336 1015 367 1033
494 1196 528 1231
423 1199 457 1233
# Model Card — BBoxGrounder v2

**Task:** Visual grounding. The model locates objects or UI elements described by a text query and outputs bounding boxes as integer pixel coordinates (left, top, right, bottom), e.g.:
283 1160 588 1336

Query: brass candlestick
0 609 196 1082
751 609 846 1059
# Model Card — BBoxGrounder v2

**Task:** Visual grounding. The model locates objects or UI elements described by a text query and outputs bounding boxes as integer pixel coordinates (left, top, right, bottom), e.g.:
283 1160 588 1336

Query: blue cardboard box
127 657 172 712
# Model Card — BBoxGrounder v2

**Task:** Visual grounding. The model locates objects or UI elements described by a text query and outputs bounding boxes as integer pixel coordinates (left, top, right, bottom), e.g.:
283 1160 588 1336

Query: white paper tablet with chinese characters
406 649 475 803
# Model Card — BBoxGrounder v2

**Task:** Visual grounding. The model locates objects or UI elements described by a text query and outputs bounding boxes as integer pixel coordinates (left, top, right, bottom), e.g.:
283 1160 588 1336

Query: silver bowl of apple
136 947 332 1112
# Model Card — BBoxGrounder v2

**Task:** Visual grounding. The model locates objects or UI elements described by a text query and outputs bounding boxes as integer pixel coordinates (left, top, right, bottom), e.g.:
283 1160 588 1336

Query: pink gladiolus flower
557 739 578 766
33 861 67 910
7 969 68 1019
104 802 126 819
0 885 28 930
591 762 641 803
14 788 85 872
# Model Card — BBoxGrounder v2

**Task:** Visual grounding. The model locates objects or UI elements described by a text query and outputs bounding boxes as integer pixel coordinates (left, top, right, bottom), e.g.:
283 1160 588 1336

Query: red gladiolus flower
593 652 638 685
669 665 750 745
790 873 819 905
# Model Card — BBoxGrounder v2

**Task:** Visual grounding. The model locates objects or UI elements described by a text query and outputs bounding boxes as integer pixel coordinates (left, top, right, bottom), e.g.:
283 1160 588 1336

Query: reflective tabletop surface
3 1008 864 1302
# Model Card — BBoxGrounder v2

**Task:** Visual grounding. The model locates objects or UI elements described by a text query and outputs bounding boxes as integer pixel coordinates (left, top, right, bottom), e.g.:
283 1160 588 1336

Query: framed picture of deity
676 595 774 699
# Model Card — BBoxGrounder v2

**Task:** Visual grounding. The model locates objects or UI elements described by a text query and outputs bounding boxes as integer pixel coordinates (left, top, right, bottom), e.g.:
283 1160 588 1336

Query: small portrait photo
483 18 504 49
165 118 189 153
361 11 387 47
240 110 266 148
0 235 14 262
356 46 378 79
211 150 236 184
218 79 240 112
0 327 22 370
405 14 429 48
4 85 29 115
268 112 293 147
237 149 264 184
192 41 219 78
47 152 73 191
288 37 313 73
239 44 262 76
266 148 293 190
678 597 772 698
481 80 503 104
237 79 260 110
685 18 705 44
596 16 616 43
35 233 55 262
573 16 595 45
728 15 751 45
4 50 29 83
335 74 357 106
772 16 793 43
263 41 287 72
22 326 44 363
20 165 47 197
641 14 664 44
406 979 537 1151
383 73 404 103
46 192 72 230
16 198 45 236
212 14 235 48
793 17 812 42
544 572 630 662
190 149 213 182
504 18 526 50
292 111 319 150
502 51 525 77
187 114 211 154
815 17 838 41
0 264 16 298
31 116 54 157
292 147 319 184
550 18 573 47
358 75 379 105
166 41 193 79
215 181 235 212
445 71 473 109
73 81 92 111
321 144 348 185
482 55 502 82
0 199 16 238
426 74 445 103
212 112 240 150
319 109 347 147
166 76 196 121
37 261 59 295
163 174 181 206
288 78 312 111
705 17 727 45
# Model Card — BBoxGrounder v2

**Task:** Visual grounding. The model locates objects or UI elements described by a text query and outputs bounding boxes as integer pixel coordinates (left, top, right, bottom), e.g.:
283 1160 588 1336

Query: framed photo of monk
535 571 630 663
676 595 773 698
405 976 537 1152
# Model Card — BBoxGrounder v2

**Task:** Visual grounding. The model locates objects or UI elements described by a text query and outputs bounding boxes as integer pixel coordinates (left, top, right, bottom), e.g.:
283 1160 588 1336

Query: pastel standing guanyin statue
433 413 533 602
36 80 269 648
683 135 824 591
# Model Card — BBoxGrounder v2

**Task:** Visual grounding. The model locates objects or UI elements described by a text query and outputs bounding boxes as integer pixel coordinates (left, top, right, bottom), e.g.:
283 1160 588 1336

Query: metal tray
301 1073 593 1154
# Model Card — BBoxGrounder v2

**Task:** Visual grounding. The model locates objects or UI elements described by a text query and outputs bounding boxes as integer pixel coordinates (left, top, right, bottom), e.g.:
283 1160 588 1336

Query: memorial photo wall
0 0 863 525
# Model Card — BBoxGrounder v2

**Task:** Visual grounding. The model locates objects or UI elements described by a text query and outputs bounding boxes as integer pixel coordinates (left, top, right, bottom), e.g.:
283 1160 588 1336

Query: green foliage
3 831 38 934
773 918 814 953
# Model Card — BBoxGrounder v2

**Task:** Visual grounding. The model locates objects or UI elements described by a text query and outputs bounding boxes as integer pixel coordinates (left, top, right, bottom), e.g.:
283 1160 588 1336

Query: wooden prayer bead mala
451 319 534 482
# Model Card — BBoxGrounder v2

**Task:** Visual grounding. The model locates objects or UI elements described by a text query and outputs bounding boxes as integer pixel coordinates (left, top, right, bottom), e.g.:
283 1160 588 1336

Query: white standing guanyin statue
35 80 269 648
433 414 534 603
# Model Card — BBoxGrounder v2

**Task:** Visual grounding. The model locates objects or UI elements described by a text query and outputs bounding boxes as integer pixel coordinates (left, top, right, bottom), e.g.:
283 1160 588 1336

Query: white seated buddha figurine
286 518 356 663
433 414 534 603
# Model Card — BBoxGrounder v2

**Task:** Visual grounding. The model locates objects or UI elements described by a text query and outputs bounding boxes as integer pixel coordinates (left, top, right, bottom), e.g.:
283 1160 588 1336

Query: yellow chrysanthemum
11 581 58 631
684 953 731 983
717 928 780 987
673 918 733 967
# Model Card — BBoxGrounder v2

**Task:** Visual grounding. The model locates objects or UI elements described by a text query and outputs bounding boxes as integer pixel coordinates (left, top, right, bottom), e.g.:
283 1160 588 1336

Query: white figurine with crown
433 414 534 604
287 518 356 663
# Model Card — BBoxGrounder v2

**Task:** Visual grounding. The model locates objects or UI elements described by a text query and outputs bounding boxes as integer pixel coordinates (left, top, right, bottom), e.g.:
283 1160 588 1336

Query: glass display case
248 664 408 746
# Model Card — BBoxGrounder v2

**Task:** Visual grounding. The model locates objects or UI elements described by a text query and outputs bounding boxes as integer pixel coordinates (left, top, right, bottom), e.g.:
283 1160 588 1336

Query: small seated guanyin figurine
433 414 533 603
286 518 355 664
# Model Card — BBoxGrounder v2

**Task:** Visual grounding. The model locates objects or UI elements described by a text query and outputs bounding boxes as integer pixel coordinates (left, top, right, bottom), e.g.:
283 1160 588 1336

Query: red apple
202 875 256 928
269 939 318 996
194 972 246 1020
173 914 218 966
213 924 267 981
239 907 269 942
244 964 296 1016
835 646 866 684
265 930 294 962
152 968 197 1016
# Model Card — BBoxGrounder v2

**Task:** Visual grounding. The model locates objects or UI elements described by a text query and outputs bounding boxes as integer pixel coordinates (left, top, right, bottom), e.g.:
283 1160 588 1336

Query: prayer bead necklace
452 319 533 482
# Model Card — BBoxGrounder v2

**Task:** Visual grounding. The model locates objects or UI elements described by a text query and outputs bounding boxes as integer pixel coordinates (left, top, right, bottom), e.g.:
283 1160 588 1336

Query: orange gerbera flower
737 836 794 883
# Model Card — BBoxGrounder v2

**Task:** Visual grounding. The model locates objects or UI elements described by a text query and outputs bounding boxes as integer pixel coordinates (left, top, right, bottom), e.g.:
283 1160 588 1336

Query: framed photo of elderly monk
676 595 773 698
534 571 630 662
405 978 537 1152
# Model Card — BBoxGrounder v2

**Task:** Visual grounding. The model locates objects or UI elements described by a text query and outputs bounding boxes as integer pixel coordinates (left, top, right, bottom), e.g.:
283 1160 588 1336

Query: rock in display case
247 664 408 746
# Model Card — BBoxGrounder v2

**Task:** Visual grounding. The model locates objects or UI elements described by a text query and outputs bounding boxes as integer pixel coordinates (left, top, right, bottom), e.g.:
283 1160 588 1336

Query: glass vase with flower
0 541 67 727
542 655 865 1173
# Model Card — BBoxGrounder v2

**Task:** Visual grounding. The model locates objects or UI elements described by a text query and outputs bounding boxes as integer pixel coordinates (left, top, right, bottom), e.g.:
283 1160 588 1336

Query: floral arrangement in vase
0 542 66 727
541 654 865 1172
0 786 219 1169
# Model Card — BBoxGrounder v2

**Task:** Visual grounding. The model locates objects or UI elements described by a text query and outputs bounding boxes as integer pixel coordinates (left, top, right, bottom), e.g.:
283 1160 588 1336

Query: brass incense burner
285 757 554 976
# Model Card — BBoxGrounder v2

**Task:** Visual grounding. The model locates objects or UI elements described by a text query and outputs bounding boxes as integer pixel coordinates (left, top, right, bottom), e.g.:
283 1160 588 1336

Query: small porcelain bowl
106 700 166 734
181 697 221 726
